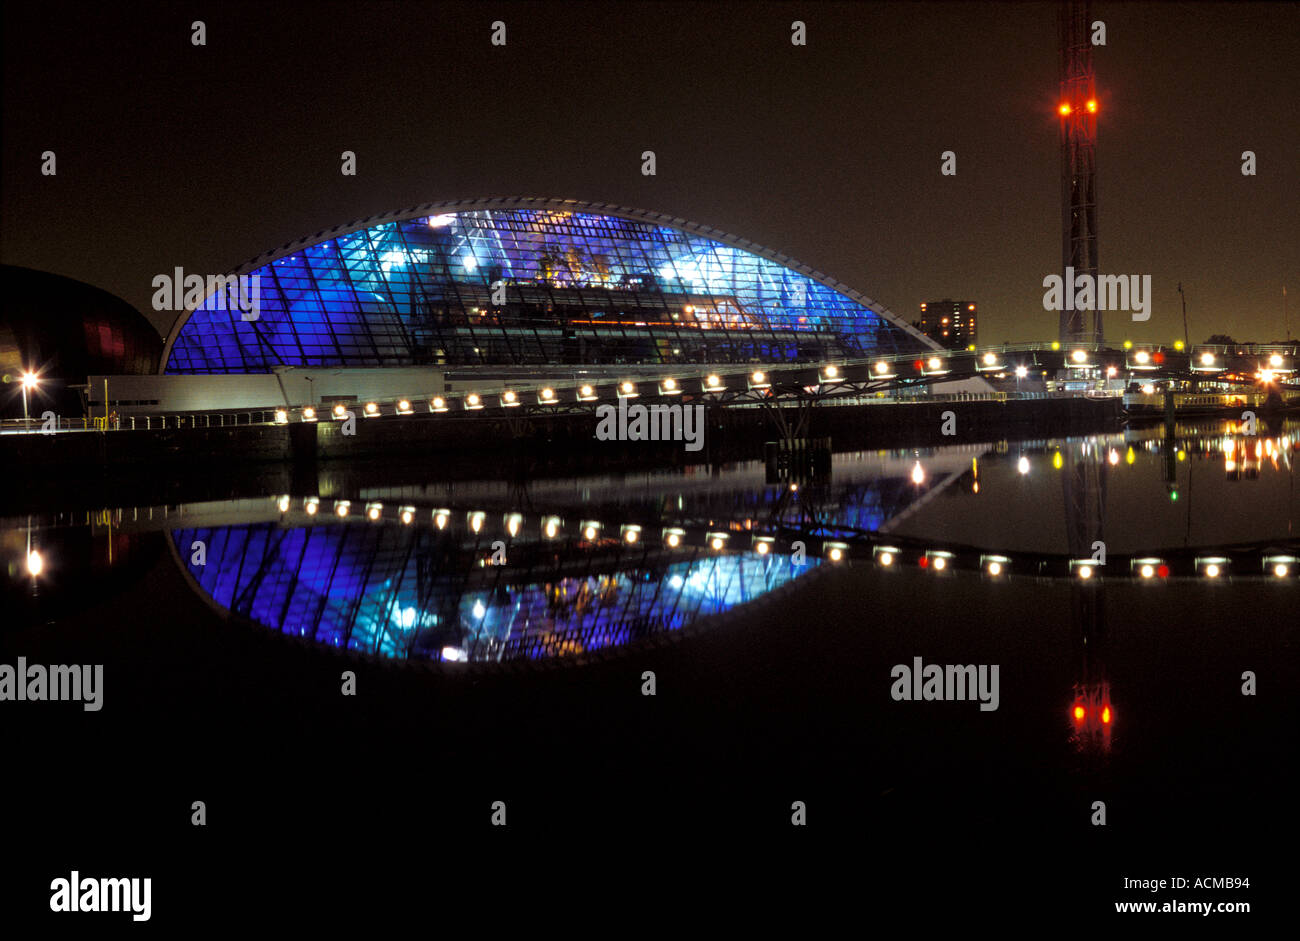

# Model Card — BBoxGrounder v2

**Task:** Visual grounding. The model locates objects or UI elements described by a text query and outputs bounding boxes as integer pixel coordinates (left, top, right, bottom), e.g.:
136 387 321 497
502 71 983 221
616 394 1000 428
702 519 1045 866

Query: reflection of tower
1062 441 1111 755
1058 0 1101 345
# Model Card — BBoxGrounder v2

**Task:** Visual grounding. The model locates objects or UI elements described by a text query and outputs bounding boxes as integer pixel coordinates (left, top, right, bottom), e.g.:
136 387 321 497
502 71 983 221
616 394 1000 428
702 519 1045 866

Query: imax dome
162 197 937 374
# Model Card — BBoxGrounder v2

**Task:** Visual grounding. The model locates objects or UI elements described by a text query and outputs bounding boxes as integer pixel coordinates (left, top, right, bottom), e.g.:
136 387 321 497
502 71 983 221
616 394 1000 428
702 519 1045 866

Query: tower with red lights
1058 0 1101 345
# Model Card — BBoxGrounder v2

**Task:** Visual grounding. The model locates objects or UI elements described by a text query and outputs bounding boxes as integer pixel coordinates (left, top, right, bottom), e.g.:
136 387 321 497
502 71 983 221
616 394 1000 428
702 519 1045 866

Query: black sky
3 0 1297 345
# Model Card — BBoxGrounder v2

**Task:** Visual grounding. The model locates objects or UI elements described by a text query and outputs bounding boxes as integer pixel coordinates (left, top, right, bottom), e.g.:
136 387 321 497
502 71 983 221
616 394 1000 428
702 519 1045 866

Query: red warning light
918 555 929 568
1058 103 1072 116
1157 565 1170 578
1101 706 1112 724
1086 99 1097 113
1153 351 1165 364
1073 705 1085 721
913 359 925 371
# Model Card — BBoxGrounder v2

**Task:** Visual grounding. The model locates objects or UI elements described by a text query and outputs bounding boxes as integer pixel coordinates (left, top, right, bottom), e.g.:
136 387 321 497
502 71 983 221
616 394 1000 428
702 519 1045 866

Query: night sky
3 1 1297 346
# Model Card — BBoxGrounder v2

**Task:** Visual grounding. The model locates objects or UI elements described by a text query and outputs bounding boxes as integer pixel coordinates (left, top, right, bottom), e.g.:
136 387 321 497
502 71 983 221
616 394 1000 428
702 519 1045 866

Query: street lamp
21 371 39 431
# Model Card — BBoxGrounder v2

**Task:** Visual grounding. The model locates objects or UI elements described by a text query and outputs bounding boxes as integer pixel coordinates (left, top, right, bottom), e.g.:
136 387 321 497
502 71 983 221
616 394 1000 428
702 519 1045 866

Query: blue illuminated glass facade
163 201 930 373
173 522 813 662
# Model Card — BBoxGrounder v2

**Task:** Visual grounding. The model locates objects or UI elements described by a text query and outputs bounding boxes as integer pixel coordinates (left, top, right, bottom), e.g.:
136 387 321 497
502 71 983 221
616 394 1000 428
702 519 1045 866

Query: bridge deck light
396 399 412 414
1135 350 1150 364
1071 349 1088 364
708 532 729 551
577 384 598 401
618 381 638 398
663 527 685 548
301 406 317 421
335 500 351 517
582 521 602 540
400 506 415 525
502 390 520 406
874 361 890 375
927 356 942 370
366 502 383 521
1014 365 1028 379
749 370 769 389
274 409 288 424
538 387 556 403
875 547 897 567
982 352 997 366
659 377 680 394
304 496 319 515
1200 352 1216 366
332 403 347 419
364 402 379 416
823 365 840 380
1086 99 1097 113
1269 353 1284 368
430 396 447 412
465 393 483 410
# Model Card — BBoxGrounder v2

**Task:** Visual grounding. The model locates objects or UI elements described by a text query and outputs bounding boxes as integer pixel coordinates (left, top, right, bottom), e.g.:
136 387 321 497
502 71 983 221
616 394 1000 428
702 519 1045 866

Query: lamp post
21 371 39 431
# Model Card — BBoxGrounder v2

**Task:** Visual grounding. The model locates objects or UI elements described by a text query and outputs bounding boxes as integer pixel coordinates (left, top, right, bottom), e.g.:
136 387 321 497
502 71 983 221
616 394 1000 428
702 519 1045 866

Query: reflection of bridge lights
26 550 43 577
1014 365 1028 378
621 524 641 544
277 495 290 513
1077 565 1093 580
472 600 486 619
911 461 925 484
669 574 684 589
1017 456 1030 475
400 507 414 525
441 646 466 662
583 522 600 540
663 528 683 547
1126 446 1136 465
987 561 1000 575
366 503 383 521
1107 448 1119 465
1197 556 1227 578
709 534 727 550
1073 705 1085 721
434 510 450 530
304 497 319 515
335 500 350 518
1107 366 1117 377
1101 706 1111 723
874 546 897 567
1275 564 1290 577
543 517 562 539
1140 564 1154 578
506 513 522 537
1141 384 1156 394
1260 369 1274 384
469 511 485 533
1052 451 1063 469
755 541 769 555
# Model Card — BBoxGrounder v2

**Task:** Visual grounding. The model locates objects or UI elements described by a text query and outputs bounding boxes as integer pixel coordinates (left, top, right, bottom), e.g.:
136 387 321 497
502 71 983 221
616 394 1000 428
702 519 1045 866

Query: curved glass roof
163 200 931 374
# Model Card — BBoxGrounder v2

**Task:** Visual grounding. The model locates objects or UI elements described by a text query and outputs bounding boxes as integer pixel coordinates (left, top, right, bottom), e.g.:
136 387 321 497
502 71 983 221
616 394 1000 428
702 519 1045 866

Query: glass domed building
162 197 938 375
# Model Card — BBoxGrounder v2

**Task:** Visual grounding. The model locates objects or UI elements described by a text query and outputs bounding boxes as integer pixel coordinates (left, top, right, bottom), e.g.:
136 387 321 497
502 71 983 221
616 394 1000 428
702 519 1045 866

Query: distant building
914 300 977 351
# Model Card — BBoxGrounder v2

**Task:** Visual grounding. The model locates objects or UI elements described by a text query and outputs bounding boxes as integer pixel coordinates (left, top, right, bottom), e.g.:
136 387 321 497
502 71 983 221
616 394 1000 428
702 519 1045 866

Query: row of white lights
272 498 1295 578
268 349 1295 423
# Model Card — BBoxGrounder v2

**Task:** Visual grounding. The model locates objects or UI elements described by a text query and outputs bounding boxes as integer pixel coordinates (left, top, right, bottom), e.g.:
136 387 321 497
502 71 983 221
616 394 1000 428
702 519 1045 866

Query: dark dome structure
0 265 162 418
